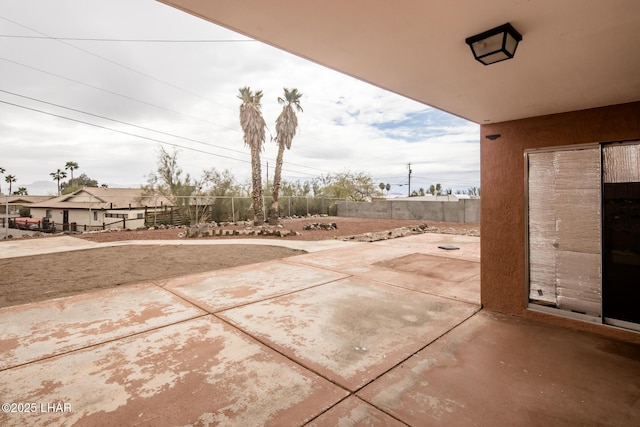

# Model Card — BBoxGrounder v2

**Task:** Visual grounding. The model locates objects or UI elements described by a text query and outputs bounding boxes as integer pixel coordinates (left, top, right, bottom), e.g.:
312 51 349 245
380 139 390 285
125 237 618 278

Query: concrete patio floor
1 233 638 426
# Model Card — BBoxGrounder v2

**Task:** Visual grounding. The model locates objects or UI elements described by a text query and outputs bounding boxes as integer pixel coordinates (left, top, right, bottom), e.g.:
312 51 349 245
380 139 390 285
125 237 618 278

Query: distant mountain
24 181 58 196
15 181 143 196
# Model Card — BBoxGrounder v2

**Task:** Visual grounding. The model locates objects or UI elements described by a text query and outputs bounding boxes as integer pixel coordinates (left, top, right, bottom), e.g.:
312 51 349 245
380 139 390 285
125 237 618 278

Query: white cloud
0 0 479 196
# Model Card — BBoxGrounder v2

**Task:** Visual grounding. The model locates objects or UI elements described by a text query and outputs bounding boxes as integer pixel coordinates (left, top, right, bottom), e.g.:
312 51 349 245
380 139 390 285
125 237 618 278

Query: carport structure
159 0 640 338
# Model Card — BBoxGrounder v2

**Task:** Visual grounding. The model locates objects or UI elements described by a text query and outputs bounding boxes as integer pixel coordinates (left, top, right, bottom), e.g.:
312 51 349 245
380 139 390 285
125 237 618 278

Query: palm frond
275 88 303 149
238 87 266 150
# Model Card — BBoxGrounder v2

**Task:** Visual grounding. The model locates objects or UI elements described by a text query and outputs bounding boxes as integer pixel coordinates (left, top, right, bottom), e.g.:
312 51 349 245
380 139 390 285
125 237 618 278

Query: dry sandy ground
0 217 479 308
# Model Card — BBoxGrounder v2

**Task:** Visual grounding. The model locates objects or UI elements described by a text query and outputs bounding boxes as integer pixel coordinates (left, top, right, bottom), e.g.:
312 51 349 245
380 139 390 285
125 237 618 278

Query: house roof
7 196 54 205
159 0 640 124
28 187 173 210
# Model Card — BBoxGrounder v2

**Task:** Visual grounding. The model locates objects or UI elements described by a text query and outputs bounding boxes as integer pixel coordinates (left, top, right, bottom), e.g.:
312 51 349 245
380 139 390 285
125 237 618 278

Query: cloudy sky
0 0 479 196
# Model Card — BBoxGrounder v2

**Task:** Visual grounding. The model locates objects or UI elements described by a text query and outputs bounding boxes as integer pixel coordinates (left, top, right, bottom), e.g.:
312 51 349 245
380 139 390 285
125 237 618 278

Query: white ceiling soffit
159 0 640 124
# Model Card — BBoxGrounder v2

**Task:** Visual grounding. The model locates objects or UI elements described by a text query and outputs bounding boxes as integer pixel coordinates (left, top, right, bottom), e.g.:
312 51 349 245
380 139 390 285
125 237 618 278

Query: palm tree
15 187 28 195
269 88 303 224
50 169 67 195
5 175 16 195
0 166 5 194
65 161 79 181
238 86 267 225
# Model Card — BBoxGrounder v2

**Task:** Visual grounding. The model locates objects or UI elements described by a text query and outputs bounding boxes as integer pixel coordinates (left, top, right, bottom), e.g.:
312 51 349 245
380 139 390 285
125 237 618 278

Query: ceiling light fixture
465 23 522 65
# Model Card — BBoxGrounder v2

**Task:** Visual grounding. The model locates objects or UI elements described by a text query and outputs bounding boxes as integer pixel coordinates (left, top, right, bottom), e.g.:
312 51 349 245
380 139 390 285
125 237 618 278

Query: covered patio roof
159 0 640 124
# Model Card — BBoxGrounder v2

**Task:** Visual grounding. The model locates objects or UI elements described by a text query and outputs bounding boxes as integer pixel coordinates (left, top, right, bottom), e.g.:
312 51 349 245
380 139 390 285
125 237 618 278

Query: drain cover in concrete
438 244 460 250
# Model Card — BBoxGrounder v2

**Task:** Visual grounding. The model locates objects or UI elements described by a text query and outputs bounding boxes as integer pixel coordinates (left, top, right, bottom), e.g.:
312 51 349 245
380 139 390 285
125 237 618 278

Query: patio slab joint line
211 301 482 403
151 280 218 314
301 393 354 426
211 273 354 314
211 312 353 395
351 306 483 395
282 257 364 276
371 276 481 306
0 312 209 373
304 394 412 427
154 266 353 314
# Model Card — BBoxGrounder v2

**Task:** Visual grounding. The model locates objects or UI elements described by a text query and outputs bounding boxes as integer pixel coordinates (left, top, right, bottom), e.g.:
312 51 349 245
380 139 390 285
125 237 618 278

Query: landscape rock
303 222 338 231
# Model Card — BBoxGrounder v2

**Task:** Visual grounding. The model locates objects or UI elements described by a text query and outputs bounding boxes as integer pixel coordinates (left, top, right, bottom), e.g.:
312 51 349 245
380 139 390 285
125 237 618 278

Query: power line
0 89 249 158
0 99 320 178
0 14 332 159
0 89 334 175
0 18 479 186
0 55 279 149
0 99 246 161
373 174 478 186
412 175 479 184
0 55 331 175
0 34 255 43
0 16 369 176
0 15 239 111
0 56 220 126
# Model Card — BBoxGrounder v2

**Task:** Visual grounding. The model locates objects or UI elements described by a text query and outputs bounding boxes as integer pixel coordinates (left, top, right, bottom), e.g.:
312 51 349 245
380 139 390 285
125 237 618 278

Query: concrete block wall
336 199 480 223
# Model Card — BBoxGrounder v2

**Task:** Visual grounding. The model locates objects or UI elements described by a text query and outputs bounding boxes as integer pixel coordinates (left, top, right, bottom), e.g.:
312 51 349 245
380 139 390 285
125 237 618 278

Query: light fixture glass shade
465 23 522 65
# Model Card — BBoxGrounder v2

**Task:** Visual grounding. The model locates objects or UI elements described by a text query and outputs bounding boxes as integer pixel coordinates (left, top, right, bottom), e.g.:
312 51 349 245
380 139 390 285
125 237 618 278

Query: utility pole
407 163 412 197
265 161 269 219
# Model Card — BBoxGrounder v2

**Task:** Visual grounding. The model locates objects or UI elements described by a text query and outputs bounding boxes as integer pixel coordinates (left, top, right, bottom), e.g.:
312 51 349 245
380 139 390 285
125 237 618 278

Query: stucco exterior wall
480 101 640 340
28 208 145 230
336 199 480 223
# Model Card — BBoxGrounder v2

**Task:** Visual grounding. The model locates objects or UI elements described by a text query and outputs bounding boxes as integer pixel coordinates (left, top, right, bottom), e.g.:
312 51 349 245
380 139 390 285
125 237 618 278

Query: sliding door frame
524 143 602 324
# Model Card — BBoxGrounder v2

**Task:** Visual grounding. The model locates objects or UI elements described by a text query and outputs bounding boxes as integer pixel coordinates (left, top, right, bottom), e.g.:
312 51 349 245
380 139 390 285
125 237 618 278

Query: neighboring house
158 1 640 338
0 196 54 227
27 187 173 231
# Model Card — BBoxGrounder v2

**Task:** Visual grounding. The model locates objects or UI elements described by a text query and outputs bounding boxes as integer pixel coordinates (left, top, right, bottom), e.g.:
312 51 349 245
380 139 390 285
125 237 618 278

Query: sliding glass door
527 146 602 317
527 141 640 331
602 142 640 328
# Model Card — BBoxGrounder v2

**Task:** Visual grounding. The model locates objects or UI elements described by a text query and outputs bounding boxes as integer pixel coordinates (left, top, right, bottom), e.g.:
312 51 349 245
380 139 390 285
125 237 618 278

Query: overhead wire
0 17 480 187
0 15 288 149
373 174 478 186
0 16 382 169
0 19 336 174
0 34 256 43
0 15 237 108
0 56 222 127
0 89 334 175
0 99 320 178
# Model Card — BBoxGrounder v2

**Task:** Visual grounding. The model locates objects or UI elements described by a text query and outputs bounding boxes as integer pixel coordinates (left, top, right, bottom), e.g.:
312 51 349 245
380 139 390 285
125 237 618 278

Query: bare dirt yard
0 217 479 308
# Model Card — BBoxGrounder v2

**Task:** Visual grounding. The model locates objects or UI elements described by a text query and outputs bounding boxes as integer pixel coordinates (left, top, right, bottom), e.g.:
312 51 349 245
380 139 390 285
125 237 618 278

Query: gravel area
75 217 479 243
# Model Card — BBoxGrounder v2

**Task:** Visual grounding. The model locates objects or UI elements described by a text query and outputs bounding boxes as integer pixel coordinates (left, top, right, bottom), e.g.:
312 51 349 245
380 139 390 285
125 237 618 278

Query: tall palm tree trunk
238 87 266 226
251 144 264 224
269 88 303 225
269 144 285 225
